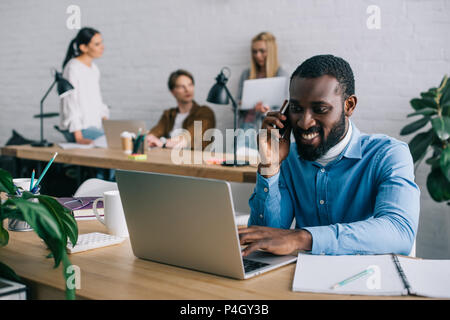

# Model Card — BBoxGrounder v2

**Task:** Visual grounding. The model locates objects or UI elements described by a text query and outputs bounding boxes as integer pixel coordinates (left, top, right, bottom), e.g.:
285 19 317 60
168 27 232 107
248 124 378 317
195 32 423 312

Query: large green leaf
441 147 450 182
0 204 24 221
427 167 450 202
407 108 437 118
431 116 450 141
440 76 450 106
400 116 430 136
442 103 450 117
410 98 437 111
0 261 22 283
408 130 434 163
7 198 65 268
0 169 16 194
426 154 441 170
421 88 437 99
37 195 78 247
0 222 9 246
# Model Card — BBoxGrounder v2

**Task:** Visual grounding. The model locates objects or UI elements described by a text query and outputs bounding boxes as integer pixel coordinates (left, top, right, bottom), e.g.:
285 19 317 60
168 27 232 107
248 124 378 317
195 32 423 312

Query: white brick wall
0 0 449 258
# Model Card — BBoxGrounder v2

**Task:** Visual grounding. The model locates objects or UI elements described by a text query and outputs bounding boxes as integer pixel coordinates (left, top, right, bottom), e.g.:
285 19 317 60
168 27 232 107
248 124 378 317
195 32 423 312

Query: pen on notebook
31 152 58 191
30 169 35 191
330 267 374 290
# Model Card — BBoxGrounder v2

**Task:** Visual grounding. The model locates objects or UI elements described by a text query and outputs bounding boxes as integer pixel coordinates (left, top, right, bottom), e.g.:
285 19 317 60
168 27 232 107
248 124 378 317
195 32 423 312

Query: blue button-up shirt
248 122 420 255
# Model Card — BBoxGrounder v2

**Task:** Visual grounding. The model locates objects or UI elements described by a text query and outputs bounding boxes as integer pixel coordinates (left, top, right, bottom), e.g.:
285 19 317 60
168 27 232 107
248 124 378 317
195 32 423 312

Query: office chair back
54 125 75 142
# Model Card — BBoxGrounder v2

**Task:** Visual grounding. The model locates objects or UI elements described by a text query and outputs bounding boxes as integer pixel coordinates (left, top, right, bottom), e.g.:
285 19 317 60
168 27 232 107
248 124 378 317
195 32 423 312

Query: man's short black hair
291 54 355 100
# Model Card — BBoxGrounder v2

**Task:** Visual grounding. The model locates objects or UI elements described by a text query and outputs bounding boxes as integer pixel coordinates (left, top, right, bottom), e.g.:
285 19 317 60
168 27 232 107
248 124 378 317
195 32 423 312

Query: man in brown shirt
147 69 216 150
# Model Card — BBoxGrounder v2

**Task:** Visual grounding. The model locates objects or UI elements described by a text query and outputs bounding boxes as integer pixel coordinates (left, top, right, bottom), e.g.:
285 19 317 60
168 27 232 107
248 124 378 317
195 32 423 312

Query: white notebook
293 253 450 298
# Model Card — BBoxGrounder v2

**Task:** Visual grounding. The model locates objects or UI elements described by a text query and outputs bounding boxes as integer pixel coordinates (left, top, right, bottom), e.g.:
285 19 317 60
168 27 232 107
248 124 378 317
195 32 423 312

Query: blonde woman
237 32 287 149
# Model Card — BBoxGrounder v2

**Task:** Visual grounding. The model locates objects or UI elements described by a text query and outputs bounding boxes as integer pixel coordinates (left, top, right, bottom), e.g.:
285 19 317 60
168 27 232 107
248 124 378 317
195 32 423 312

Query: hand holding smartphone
259 99 291 178
277 99 290 139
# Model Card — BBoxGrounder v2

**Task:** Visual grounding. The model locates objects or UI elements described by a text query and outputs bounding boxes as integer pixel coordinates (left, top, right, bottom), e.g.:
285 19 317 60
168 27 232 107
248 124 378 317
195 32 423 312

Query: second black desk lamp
207 67 249 166
32 70 74 147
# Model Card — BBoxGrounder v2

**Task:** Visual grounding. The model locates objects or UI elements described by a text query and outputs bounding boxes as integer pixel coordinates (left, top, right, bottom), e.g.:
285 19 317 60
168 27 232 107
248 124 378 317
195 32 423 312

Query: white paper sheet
398 257 450 299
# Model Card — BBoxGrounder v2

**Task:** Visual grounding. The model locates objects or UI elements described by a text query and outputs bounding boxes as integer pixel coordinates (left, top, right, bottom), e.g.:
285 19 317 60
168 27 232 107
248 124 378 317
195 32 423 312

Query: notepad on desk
57 197 104 220
293 253 450 298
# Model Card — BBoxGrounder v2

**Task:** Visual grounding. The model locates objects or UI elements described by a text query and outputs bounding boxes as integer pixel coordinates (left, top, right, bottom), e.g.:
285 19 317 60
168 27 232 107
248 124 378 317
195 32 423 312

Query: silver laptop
102 119 147 149
115 170 297 279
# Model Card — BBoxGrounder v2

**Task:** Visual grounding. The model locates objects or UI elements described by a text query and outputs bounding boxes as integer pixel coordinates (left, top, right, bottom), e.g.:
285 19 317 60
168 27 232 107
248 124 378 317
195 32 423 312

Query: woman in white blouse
60 27 109 144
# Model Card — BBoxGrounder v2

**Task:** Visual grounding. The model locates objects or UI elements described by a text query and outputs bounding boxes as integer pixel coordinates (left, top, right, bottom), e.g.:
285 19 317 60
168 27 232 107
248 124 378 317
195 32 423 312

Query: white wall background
0 0 449 258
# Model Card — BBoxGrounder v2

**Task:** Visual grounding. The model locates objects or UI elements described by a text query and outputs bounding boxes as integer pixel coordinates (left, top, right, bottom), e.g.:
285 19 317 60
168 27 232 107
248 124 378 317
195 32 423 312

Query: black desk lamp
32 70 74 147
207 67 249 166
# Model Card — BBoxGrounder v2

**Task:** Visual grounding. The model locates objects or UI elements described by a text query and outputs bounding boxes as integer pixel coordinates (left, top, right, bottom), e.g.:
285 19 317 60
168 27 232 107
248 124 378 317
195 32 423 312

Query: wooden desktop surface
0 220 424 300
1 145 257 183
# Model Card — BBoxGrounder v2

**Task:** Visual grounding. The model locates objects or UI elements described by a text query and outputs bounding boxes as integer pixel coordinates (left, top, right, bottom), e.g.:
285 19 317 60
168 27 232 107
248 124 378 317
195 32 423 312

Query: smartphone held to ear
278 99 290 139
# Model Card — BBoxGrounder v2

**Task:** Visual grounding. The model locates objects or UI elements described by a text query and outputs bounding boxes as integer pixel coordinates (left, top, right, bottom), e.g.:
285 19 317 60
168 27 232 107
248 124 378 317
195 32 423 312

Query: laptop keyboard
243 259 270 273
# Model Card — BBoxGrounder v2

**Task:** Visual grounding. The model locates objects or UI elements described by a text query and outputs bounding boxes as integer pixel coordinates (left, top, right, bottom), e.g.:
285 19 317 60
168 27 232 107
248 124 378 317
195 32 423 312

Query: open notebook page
293 253 407 296
398 257 450 299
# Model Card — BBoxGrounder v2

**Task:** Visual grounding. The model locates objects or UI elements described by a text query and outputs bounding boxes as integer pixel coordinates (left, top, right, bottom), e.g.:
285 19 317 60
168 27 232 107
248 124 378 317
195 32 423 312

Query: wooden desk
1 145 257 183
0 220 423 300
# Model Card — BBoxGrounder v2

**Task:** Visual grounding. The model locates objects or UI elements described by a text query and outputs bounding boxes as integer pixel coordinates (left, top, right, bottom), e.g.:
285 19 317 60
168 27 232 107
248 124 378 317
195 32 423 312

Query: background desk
1 145 257 183
0 220 424 300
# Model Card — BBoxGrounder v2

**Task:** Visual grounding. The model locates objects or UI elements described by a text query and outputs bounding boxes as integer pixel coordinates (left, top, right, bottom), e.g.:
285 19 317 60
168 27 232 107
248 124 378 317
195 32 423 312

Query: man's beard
294 111 347 161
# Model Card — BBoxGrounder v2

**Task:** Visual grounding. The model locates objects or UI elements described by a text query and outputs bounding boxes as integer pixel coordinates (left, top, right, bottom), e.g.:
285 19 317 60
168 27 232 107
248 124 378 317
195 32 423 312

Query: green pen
330 267 374 290
30 169 35 192
31 152 58 191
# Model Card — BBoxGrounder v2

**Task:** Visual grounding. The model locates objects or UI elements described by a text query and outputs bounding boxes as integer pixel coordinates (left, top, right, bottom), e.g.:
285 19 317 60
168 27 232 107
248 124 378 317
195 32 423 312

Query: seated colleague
60 27 109 144
239 55 420 256
147 69 215 150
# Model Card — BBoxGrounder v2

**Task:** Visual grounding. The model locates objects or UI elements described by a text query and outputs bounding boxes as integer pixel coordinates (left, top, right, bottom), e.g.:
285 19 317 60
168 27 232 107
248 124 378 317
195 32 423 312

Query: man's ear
344 95 357 117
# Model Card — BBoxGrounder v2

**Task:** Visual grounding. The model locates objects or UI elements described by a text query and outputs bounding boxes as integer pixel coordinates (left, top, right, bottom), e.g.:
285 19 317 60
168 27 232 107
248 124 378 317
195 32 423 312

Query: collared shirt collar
341 120 362 160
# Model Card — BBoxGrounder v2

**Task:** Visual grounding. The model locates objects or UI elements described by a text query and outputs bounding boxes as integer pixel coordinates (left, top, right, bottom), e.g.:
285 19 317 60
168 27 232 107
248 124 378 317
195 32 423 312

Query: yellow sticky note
128 154 147 161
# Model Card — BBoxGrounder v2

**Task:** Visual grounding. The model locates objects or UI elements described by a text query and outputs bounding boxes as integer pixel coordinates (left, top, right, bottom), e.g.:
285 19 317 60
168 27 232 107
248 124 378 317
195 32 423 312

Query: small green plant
0 168 78 299
400 75 450 204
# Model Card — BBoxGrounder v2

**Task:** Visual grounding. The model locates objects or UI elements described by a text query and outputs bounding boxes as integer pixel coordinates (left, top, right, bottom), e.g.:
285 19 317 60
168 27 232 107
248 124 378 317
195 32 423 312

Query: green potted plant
0 168 78 299
400 75 450 204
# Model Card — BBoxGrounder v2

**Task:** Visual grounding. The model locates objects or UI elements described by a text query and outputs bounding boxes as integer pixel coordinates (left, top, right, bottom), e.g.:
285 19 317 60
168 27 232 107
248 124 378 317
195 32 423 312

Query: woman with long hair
59 27 109 144
237 32 288 149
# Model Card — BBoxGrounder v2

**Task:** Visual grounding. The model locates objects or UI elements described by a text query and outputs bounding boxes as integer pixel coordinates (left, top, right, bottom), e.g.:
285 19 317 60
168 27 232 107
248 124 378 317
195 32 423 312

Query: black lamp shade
207 70 231 105
55 71 74 97
207 83 229 105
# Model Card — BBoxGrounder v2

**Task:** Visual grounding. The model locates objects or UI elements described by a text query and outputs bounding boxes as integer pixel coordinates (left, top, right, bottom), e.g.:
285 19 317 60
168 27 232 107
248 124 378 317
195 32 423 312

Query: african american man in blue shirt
239 55 419 256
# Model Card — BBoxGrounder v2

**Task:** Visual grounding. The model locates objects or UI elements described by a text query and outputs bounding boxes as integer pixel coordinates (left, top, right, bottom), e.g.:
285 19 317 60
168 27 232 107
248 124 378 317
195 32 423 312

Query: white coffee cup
14 178 32 192
92 190 129 237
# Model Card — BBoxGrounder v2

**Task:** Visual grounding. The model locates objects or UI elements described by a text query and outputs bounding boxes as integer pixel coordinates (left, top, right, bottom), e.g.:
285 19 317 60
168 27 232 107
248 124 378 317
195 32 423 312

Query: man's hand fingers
237 226 267 235
241 240 269 257
239 231 265 245
262 116 285 130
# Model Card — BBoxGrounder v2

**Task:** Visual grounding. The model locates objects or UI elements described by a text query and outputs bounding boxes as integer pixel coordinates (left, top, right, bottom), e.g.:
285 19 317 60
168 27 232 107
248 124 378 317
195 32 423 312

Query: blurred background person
59 27 109 144
236 32 288 149
147 69 215 150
